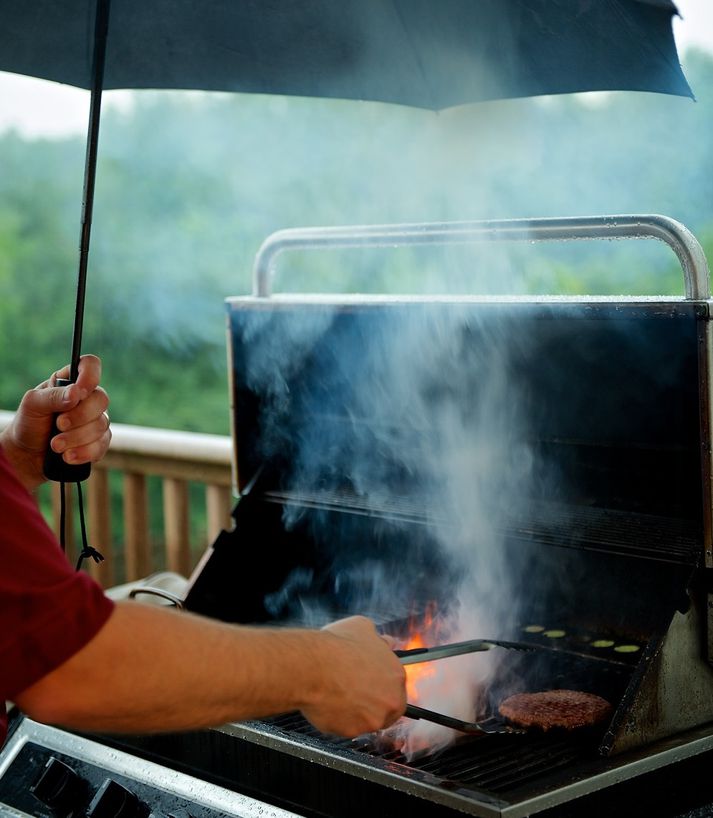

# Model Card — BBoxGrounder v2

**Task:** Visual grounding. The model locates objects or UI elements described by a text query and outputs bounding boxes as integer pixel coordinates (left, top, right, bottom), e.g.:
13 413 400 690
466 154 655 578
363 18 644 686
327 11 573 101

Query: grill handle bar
252 214 710 300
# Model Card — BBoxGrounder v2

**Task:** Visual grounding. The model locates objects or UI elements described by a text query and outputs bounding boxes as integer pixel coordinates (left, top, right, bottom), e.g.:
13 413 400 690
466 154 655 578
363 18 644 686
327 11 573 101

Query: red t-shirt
0 447 114 746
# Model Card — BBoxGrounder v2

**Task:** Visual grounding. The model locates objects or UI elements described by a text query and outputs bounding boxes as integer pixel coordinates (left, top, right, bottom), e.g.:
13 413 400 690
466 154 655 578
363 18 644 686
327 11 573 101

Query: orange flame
399 603 448 704
388 603 499 759
403 630 437 703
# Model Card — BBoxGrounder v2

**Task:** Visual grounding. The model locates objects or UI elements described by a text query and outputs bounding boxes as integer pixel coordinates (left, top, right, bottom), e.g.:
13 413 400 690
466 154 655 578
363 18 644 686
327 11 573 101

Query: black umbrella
1 1 693 106
0 0 693 480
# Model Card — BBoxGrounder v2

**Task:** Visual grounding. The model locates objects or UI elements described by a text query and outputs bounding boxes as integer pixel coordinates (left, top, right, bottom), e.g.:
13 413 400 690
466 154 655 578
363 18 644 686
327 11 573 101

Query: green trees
0 133 84 403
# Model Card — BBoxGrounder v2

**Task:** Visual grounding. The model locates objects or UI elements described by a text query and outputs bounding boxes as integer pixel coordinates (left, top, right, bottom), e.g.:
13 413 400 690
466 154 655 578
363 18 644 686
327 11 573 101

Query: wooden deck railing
0 411 235 588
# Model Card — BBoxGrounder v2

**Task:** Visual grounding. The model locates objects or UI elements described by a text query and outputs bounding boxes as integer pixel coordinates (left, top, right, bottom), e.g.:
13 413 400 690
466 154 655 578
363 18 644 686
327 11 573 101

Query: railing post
163 477 191 576
123 472 150 581
88 466 114 587
206 484 233 543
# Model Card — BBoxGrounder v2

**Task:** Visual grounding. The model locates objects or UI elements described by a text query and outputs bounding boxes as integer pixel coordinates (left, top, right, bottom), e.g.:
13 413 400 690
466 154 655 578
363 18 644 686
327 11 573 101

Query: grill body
170 291 713 814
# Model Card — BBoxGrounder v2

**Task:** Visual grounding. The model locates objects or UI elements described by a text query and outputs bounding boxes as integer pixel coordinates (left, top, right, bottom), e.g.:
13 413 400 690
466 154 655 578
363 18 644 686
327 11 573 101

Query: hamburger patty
498 689 613 731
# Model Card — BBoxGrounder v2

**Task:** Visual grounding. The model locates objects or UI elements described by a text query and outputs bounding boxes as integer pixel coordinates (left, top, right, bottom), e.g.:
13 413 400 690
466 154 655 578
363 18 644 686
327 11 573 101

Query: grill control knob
87 778 150 818
30 756 85 815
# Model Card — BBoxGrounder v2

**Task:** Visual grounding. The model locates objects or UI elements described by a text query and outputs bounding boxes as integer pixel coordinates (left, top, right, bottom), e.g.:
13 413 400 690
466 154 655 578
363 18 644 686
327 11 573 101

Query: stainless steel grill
181 214 713 813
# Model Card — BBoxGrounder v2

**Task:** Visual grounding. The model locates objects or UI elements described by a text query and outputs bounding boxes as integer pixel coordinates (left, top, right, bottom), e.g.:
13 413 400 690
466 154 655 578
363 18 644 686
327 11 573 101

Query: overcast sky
0 0 711 138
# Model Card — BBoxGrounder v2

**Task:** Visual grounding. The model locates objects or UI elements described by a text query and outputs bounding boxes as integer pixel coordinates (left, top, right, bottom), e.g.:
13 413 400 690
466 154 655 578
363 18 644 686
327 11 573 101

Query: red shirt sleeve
0 447 114 734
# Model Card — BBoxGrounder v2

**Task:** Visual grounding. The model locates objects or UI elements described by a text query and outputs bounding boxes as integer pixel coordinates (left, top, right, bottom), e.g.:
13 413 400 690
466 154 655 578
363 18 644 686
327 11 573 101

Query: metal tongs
395 638 539 665
394 638 540 735
402 703 523 735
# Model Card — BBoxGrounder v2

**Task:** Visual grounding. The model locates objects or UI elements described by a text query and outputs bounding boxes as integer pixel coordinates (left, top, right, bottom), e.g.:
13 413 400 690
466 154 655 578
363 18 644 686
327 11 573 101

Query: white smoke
237 298 542 754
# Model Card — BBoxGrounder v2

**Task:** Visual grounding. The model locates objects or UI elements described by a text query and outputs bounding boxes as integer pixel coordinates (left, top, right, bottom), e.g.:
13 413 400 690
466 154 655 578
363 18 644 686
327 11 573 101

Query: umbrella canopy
0 0 693 108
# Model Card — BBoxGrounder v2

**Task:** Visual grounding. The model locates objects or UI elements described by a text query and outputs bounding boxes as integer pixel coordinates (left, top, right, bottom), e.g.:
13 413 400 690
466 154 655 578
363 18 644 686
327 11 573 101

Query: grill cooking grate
261 712 593 796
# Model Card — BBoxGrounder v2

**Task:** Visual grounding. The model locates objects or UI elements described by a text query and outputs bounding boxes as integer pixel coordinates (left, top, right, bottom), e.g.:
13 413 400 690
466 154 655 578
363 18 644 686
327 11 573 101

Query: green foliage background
2 49 713 435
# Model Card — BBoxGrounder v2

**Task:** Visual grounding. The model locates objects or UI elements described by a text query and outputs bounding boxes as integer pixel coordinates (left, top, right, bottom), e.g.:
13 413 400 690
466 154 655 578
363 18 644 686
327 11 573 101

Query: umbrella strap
58 482 67 552
57 481 105 571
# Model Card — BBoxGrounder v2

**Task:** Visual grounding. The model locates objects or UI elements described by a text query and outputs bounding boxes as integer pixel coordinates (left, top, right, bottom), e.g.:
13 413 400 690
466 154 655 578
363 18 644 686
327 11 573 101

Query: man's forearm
15 601 329 733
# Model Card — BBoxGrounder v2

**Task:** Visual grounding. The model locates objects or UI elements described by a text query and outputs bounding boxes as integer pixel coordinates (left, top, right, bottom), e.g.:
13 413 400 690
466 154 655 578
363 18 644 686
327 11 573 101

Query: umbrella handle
42 379 92 483
251 214 710 300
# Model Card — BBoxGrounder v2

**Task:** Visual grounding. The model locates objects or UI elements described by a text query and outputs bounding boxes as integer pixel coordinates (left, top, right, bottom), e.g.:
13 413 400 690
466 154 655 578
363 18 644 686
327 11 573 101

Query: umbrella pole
69 0 111 382
43 0 110 484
